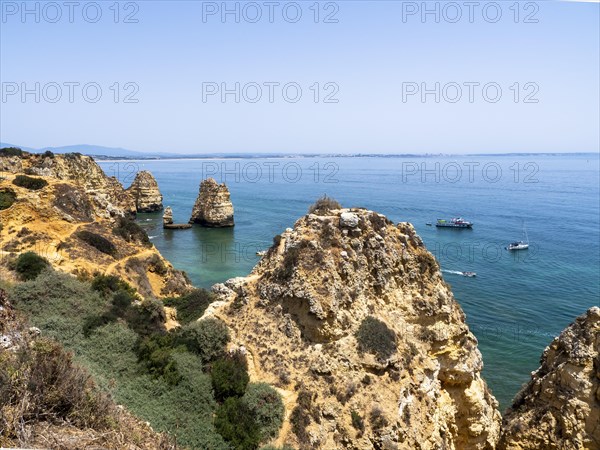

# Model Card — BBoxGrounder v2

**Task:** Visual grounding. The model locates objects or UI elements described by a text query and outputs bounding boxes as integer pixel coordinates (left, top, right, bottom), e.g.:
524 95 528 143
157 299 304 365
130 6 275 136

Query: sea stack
127 171 163 213
499 306 600 449
189 178 234 227
163 206 174 227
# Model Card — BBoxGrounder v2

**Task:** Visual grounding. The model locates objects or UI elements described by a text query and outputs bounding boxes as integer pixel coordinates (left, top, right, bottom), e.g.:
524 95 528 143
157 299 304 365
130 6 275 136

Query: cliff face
499 307 600 450
127 171 163 213
1 152 136 218
0 153 191 298
189 178 234 227
208 208 501 449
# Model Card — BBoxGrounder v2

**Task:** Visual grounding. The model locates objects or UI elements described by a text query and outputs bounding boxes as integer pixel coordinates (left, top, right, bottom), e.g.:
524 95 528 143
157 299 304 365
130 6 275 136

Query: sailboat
507 222 529 251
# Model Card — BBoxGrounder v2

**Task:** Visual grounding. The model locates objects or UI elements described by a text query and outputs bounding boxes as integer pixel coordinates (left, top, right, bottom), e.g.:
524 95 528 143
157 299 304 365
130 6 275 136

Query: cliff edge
0 152 191 298
209 208 501 449
499 307 600 450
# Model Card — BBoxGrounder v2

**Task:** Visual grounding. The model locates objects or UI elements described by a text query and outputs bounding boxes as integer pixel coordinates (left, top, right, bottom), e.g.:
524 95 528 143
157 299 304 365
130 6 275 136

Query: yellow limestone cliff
0 152 190 298
208 208 501 449
499 306 600 450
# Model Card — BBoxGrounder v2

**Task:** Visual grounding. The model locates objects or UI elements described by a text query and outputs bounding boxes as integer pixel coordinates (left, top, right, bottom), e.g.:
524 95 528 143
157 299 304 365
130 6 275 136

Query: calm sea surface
100 154 600 409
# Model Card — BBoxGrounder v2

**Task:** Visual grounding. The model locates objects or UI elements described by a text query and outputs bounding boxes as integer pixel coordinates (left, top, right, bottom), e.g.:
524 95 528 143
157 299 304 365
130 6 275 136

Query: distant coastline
92 152 599 162
1 143 597 161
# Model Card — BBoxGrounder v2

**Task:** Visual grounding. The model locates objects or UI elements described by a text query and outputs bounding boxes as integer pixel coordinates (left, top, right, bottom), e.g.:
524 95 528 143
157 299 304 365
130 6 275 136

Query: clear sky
1 0 599 154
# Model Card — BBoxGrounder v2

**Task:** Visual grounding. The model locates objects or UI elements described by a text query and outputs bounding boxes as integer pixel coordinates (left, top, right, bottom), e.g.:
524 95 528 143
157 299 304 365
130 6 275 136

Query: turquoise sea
99 154 600 409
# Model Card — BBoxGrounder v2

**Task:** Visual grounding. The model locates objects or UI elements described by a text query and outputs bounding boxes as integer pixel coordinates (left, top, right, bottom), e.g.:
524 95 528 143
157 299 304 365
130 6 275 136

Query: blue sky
1 0 599 154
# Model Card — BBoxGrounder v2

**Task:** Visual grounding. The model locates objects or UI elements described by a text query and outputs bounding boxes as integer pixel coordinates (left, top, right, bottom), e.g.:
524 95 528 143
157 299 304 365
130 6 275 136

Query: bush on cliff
355 316 397 360
211 352 249 401
179 317 229 364
14 252 49 281
76 230 117 257
164 288 215 325
113 217 152 248
0 188 17 210
91 274 136 298
12 175 48 191
308 195 342 214
214 397 261 450
242 383 285 441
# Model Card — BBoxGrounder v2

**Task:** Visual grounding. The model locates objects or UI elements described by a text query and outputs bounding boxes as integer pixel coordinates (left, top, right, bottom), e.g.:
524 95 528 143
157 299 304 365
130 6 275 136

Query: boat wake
441 270 464 275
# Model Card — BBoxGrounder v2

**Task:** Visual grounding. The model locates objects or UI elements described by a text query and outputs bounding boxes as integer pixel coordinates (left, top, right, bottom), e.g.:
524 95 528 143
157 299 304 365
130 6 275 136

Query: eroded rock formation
0 152 191 298
208 208 501 449
163 206 174 226
499 306 600 450
127 171 163 213
189 178 234 227
163 206 192 230
1 152 136 218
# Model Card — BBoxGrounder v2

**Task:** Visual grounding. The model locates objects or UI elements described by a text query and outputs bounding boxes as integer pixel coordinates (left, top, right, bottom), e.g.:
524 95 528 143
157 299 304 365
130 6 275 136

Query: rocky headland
499 306 600 449
127 170 164 213
0 151 191 298
208 208 502 449
189 178 234 227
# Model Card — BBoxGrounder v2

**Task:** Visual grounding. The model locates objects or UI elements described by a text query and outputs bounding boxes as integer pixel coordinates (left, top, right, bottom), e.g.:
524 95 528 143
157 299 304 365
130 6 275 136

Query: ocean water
99 154 600 409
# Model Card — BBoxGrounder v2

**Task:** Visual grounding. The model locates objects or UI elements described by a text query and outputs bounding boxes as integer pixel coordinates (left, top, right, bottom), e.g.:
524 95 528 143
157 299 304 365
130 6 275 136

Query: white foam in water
442 269 464 275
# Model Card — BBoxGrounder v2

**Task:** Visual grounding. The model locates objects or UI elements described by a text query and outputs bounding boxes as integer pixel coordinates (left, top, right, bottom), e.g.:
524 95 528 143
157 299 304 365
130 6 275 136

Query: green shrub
211 352 249 401
179 318 229 363
76 230 117 257
91 274 136 298
8 270 228 449
215 397 261 450
0 147 24 157
42 150 55 158
14 252 49 281
243 383 284 441
127 297 167 336
164 288 215 325
136 333 182 385
351 410 365 433
12 174 48 191
0 188 17 210
308 195 341 214
355 316 396 360
113 217 152 248
83 290 136 337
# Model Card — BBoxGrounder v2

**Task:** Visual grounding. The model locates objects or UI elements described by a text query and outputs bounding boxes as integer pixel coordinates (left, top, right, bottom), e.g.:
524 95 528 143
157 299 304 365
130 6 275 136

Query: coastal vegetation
308 194 341 214
0 147 25 157
12 174 48 191
75 230 118 257
5 260 285 449
0 188 16 210
355 316 397 360
12 251 49 281
113 216 153 248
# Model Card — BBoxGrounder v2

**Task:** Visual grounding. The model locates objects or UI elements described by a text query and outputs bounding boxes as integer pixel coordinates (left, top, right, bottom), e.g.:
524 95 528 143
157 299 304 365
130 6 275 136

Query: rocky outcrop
189 178 234 227
0 153 192 298
163 206 192 230
163 206 174 226
127 171 163 213
208 208 501 449
1 152 135 218
499 307 600 450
